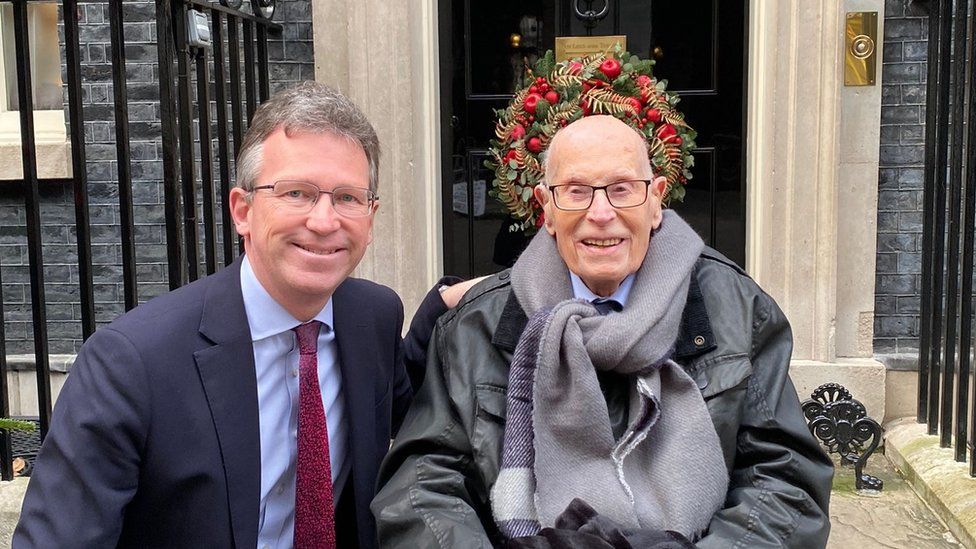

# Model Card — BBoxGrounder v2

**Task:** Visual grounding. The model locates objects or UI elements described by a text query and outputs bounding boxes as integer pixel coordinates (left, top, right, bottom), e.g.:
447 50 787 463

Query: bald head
532 114 667 296
542 115 652 184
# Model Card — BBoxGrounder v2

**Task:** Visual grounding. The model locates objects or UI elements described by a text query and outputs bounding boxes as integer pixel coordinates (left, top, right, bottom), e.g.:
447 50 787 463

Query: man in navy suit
14 81 466 548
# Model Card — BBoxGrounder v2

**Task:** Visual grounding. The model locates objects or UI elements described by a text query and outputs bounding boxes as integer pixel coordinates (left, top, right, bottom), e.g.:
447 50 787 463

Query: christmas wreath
486 47 697 233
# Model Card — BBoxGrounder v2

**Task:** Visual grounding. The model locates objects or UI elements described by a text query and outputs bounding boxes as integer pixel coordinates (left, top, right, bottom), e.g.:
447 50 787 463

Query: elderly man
15 82 471 549
373 115 833 548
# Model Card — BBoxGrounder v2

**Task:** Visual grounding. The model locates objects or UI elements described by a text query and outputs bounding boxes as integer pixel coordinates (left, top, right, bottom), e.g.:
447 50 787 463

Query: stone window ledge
0 109 71 181
4 354 75 373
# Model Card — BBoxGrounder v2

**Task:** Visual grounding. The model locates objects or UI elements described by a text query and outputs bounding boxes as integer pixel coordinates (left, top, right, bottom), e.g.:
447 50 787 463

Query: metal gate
916 0 976 475
0 0 279 481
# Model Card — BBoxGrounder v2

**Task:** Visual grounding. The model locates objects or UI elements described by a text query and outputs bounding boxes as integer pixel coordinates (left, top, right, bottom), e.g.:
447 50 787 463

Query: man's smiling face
534 115 666 297
229 127 376 319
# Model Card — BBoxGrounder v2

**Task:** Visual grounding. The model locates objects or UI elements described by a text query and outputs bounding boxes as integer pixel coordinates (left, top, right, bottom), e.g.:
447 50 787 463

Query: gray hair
235 81 381 193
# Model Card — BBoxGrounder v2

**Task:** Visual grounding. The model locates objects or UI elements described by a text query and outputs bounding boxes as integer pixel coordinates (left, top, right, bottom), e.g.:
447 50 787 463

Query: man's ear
533 183 550 207
366 201 379 245
533 184 557 236
228 187 251 239
650 175 668 200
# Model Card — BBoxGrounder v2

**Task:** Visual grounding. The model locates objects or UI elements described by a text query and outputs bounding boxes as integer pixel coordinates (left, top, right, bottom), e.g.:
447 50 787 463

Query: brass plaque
845 12 877 86
555 36 627 62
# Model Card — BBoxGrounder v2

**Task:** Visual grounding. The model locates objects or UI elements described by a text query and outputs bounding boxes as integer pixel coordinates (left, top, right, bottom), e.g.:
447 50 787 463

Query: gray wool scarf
490 210 728 541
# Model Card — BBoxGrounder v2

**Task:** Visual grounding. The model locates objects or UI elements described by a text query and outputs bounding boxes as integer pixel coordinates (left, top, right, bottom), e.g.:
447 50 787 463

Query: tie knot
292 321 322 355
592 297 622 315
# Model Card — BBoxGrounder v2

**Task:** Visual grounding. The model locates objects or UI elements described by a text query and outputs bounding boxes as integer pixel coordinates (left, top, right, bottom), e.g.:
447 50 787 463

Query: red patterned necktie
292 321 336 549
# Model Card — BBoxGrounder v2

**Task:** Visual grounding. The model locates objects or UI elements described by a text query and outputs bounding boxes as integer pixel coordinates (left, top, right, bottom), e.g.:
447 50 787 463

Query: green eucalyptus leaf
535 99 551 118
670 185 686 202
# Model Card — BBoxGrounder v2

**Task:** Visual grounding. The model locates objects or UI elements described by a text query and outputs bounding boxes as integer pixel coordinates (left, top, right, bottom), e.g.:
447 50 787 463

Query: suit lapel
332 281 380 546
194 257 261 549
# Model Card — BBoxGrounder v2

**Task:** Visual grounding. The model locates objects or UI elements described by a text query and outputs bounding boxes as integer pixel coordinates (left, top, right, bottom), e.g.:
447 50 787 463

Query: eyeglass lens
270 180 374 216
553 180 648 210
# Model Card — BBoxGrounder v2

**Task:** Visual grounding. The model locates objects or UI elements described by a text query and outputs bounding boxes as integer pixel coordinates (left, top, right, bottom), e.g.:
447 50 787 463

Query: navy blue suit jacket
13 257 417 548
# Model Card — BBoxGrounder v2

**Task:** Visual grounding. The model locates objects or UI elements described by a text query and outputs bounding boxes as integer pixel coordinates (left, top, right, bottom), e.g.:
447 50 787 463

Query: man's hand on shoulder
439 276 489 309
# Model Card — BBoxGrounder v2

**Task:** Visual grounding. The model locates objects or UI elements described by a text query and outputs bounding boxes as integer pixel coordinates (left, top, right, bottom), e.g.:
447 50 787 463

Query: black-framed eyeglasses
250 180 378 217
547 179 652 211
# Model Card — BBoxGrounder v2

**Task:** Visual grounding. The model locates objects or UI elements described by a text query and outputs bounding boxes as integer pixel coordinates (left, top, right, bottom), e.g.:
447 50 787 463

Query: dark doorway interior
439 0 747 277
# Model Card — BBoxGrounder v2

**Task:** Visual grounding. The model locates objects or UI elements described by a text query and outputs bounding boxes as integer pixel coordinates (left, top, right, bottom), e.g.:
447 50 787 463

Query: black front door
439 0 747 277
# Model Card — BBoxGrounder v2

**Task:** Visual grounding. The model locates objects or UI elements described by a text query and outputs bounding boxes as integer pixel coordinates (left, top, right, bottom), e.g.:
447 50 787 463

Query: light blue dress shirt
569 271 634 307
240 257 349 549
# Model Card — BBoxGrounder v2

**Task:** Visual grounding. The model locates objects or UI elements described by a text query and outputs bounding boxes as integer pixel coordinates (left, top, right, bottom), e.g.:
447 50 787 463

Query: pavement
0 477 26 548
828 450 962 548
0 442 967 548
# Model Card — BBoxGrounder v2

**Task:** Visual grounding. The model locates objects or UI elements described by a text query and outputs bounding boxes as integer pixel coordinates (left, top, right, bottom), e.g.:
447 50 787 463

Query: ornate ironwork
573 0 609 33
802 383 884 491
218 0 275 20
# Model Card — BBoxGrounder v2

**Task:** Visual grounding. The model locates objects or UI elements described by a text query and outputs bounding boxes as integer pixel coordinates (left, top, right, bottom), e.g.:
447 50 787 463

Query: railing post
962 0 976 471
939 0 970 451
109 0 139 310
211 12 237 267
62 0 95 338
174 0 201 282
197 48 219 275
13 0 53 437
923 0 953 435
156 0 187 290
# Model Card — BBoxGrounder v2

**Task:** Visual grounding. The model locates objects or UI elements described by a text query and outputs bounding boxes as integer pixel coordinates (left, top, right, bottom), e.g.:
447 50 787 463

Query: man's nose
305 196 342 232
586 189 617 223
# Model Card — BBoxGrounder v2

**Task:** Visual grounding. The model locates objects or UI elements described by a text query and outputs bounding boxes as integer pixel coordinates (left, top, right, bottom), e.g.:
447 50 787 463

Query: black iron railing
0 0 279 481
917 0 976 475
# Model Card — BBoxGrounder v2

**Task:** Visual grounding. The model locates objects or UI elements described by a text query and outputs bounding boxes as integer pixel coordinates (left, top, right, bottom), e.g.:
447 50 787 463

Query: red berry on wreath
627 97 642 113
524 93 542 114
504 149 518 162
545 90 559 103
646 108 662 123
636 75 652 87
674 136 683 145
527 137 543 153
599 58 621 80
568 61 583 75
529 85 539 94
511 124 526 140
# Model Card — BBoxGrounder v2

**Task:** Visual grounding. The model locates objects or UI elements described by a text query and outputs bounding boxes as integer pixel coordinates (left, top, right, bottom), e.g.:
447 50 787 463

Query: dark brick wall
0 0 312 355
875 0 928 358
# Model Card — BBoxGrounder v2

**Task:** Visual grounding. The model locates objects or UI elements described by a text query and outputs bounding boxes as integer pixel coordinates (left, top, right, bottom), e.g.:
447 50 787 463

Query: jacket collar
194 255 261 549
331 279 379 549
491 265 716 360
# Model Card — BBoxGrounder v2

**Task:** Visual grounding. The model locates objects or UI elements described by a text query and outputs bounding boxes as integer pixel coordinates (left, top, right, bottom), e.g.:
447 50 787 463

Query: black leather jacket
373 250 833 548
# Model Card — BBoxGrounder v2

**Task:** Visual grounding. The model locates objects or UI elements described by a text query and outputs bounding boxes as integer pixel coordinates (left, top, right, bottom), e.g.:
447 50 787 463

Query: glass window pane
1 3 64 111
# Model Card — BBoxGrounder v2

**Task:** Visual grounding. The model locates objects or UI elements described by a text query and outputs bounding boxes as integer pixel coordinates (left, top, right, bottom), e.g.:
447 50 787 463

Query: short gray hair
235 81 381 193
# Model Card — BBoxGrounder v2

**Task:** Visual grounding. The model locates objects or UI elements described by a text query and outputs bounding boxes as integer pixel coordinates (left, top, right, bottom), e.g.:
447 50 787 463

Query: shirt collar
240 255 334 341
569 272 635 307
